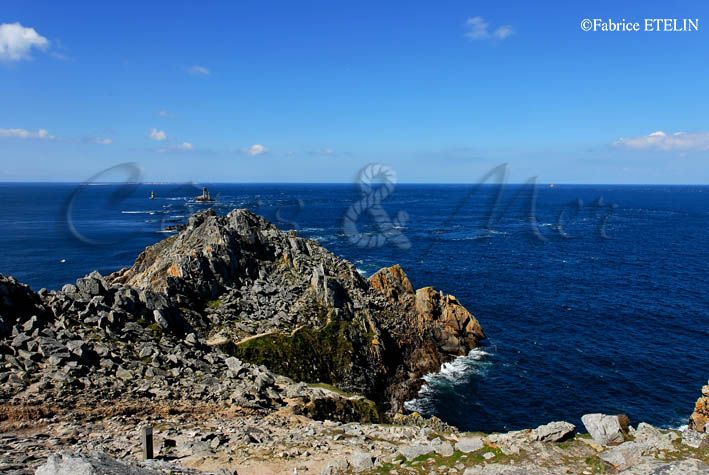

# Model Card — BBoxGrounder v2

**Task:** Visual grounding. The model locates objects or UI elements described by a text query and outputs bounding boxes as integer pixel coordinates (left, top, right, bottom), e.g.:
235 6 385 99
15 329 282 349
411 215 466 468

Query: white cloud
149 128 167 141
188 65 210 75
0 128 114 145
244 144 267 156
158 110 171 117
465 16 514 41
0 128 54 139
159 142 194 153
465 17 489 39
0 23 49 61
615 130 709 151
493 25 514 40
307 147 341 157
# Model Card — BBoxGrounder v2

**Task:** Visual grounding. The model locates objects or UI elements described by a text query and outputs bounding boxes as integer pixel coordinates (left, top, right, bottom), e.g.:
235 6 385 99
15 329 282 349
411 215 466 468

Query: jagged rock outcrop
0 208 484 416
689 383 709 433
368 264 485 406
108 209 485 411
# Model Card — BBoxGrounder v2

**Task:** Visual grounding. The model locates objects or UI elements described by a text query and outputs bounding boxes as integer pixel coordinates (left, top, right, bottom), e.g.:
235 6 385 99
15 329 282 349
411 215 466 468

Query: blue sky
1 0 708 183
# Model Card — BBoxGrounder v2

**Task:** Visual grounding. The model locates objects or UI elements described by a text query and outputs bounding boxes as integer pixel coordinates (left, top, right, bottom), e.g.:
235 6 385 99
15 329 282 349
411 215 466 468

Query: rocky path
1 399 708 474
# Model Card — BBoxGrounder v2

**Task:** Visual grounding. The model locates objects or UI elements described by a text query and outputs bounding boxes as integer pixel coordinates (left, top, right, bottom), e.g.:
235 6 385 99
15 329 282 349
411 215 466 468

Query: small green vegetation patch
229 319 354 385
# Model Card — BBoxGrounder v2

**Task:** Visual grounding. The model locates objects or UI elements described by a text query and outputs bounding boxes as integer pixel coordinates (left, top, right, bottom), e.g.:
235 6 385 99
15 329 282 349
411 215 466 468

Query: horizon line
0 181 708 186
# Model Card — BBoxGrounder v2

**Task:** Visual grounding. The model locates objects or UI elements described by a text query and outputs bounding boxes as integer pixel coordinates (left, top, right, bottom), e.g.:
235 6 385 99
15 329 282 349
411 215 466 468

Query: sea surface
1 182 707 432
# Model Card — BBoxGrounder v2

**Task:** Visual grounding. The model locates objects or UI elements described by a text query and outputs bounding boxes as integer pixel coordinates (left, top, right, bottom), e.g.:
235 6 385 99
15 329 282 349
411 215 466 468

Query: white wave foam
404 347 493 413
424 348 490 383
121 210 155 215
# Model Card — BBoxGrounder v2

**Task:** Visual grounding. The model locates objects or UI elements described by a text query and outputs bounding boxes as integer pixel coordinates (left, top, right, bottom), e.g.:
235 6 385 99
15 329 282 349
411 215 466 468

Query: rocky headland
0 209 707 474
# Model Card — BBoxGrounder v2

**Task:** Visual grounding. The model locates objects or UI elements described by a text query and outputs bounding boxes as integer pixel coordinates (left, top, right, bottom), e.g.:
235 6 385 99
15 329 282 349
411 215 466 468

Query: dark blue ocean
1 182 707 432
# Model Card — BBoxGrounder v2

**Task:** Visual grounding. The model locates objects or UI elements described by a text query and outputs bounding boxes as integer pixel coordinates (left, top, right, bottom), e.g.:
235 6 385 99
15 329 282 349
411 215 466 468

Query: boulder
153 309 170 329
486 430 533 455
398 443 434 460
599 441 645 471
581 413 626 446
455 436 484 453
632 422 675 451
320 459 348 475
75 271 108 299
431 437 455 456
35 452 159 475
533 421 576 442
224 356 244 373
348 452 374 472
682 429 708 449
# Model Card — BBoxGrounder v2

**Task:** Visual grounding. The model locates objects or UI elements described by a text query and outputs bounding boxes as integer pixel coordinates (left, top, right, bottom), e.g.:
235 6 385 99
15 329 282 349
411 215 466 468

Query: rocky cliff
0 208 484 415
107 208 485 411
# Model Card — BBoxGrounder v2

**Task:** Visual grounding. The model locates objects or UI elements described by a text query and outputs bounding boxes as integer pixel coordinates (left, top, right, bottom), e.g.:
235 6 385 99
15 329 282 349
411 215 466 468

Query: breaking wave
404 347 493 414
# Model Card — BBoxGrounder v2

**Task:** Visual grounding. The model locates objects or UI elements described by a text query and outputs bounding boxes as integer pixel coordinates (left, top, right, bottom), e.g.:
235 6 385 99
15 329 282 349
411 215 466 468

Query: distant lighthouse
195 187 214 202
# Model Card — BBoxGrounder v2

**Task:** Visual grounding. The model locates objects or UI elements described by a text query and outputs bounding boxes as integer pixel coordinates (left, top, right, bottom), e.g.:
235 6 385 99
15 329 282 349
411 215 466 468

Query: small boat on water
194 187 215 203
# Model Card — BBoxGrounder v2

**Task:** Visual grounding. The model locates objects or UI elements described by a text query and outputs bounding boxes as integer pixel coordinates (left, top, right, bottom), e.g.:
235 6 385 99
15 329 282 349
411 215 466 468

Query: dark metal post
142 426 154 460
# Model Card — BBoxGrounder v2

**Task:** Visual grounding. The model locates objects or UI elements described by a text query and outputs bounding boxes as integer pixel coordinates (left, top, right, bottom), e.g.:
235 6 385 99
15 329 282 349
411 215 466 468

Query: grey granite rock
581 413 626 446
321 459 348 475
348 452 374 472
455 436 484 453
35 452 158 475
622 458 709 474
682 429 708 449
398 443 434 460
533 421 576 442
599 441 645 471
